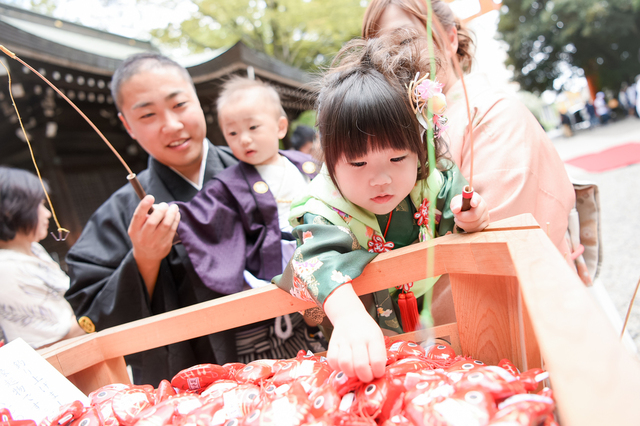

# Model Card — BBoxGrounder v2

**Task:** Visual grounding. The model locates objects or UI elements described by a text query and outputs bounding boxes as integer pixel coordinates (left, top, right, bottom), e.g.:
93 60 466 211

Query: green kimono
273 161 467 335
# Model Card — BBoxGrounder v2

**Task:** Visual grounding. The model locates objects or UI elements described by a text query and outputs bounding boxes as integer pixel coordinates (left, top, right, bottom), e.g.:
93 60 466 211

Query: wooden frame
38 214 640 425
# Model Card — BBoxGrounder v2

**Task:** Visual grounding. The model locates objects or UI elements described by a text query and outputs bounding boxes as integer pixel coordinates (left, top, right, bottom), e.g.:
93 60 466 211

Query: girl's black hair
317 29 448 190
0 166 47 241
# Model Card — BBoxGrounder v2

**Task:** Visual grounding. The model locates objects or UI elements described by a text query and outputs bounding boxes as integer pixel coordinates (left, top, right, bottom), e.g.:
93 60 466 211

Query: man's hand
128 195 180 296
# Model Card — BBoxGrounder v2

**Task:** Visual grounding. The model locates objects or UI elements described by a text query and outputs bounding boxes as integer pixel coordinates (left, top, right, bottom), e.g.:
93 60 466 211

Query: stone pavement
551 116 640 353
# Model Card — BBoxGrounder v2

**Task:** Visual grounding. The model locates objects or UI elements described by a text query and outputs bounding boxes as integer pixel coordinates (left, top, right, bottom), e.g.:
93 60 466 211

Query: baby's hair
317 29 448 189
0 166 48 241
111 53 194 112
216 75 286 121
362 0 475 73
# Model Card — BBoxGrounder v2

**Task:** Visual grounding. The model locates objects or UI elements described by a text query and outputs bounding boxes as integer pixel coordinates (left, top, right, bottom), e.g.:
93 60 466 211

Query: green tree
497 0 640 94
143 0 367 71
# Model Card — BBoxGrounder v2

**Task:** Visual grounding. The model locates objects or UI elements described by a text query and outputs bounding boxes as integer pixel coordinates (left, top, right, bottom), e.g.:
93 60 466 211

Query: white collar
170 139 209 190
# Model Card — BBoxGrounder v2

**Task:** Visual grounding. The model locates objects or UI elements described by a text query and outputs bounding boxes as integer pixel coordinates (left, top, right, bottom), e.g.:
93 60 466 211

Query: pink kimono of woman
363 0 576 259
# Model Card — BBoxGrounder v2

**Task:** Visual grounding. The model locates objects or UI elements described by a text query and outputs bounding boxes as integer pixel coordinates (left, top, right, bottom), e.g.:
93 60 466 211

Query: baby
176 76 324 362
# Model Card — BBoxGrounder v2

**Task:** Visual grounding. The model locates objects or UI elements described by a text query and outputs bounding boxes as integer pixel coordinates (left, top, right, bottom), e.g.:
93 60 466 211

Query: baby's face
219 89 287 166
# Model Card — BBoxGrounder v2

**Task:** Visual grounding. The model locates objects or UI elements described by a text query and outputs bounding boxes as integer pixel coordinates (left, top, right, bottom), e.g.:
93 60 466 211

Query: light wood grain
38 215 640 426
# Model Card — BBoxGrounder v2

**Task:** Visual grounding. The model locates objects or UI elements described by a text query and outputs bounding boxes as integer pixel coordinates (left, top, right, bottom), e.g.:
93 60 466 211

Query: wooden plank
506 226 640 426
481 213 541 232
65 357 131 393
37 214 640 426
449 274 539 371
41 224 523 376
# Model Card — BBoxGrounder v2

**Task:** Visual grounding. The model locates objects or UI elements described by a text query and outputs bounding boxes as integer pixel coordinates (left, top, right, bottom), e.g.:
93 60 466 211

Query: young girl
274 31 489 383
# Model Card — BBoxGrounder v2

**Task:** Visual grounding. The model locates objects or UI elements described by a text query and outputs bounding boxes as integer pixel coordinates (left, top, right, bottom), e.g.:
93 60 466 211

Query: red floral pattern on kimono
367 234 395 253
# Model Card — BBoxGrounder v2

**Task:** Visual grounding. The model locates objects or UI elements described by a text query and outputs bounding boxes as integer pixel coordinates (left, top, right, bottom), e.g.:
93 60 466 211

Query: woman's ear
447 25 459 61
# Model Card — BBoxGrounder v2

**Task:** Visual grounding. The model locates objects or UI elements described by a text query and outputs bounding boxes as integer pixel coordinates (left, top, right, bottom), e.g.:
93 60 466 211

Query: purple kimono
176 150 319 294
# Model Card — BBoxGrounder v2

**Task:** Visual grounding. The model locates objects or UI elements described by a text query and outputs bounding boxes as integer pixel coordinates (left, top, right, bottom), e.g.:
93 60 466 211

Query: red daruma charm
171 364 227 391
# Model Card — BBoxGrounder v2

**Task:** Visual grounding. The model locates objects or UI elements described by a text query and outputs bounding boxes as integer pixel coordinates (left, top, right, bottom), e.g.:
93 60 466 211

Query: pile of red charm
0 339 558 426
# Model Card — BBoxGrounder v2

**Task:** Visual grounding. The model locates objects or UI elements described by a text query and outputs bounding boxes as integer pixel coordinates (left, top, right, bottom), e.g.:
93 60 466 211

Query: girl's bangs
325 72 420 163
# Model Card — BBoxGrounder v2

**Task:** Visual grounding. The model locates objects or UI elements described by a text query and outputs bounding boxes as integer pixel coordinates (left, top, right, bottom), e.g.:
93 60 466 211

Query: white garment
255 155 310 231
255 156 310 271
594 94 609 116
169 138 210 190
0 243 75 348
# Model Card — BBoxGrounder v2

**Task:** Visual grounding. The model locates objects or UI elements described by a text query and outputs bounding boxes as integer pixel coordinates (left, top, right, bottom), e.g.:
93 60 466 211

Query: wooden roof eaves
0 21 123 76
189 41 315 91
0 4 153 50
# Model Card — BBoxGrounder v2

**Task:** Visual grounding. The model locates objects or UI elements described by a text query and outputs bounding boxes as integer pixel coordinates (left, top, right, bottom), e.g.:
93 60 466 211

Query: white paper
0 339 89 423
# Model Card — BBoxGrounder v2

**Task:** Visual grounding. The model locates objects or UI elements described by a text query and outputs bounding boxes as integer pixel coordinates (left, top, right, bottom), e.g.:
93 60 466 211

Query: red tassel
398 290 420 333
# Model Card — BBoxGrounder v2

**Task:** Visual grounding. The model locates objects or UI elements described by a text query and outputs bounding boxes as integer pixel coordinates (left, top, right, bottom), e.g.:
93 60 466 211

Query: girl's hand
450 192 490 233
323 284 387 382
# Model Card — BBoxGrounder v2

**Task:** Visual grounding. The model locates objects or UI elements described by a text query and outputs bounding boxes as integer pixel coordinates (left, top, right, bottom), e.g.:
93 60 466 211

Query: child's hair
290 125 316 150
0 166 48 241
317 30 448 189
362 0 475 73
216 75 286 122
111 53 194 112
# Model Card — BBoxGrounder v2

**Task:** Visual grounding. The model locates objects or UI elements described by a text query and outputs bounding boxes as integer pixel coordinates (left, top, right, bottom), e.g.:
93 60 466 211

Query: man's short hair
111 53 194 111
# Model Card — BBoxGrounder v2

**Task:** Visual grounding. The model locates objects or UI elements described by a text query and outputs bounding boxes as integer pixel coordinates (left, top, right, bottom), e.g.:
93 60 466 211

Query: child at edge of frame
273 30 490 383
175 75 327 362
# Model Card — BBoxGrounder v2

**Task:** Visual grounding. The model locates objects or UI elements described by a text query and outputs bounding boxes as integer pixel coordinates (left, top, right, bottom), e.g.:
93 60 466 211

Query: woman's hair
0 166 47 241
317 30 448 188
362 0 475 72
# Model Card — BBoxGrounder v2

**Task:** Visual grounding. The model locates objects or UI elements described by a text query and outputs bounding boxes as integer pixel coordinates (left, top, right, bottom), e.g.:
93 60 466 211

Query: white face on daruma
333 146 418 215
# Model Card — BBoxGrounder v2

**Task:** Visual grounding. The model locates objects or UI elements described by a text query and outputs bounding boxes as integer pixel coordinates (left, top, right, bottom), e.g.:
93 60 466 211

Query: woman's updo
362 0 475 73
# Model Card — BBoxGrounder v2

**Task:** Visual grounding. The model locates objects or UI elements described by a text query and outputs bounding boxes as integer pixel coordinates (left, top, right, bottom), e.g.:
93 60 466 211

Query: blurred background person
594 92 611 125
625 81 638 118
0 166 85 349
560 108 574 137
289 124 317 156
618 83 630 118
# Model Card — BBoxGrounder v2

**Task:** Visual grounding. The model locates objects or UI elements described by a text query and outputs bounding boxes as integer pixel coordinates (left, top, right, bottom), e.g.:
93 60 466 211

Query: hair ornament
407 72 448 139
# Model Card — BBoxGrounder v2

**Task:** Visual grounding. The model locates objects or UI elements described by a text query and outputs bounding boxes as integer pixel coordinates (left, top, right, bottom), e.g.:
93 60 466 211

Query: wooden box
38 215 640 425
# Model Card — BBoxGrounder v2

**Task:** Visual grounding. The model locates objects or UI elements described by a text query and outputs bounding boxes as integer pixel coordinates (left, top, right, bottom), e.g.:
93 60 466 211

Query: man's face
118 67 206 178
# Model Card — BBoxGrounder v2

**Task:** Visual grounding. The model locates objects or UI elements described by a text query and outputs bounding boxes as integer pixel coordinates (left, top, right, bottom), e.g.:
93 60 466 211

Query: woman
362 1 582 322
0 166 85 348
363 0 576 260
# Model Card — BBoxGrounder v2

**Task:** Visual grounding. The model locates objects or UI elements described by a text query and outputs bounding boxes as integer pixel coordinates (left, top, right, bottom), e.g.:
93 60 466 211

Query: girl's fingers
369 340 387 379
352 343 373 383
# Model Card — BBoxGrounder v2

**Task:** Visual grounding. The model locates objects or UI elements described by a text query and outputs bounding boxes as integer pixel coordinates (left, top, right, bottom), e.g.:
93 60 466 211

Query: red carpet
565 142 640 172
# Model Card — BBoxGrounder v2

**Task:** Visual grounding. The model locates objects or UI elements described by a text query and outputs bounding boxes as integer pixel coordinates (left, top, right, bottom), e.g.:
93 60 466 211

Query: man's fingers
129 195 155 232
